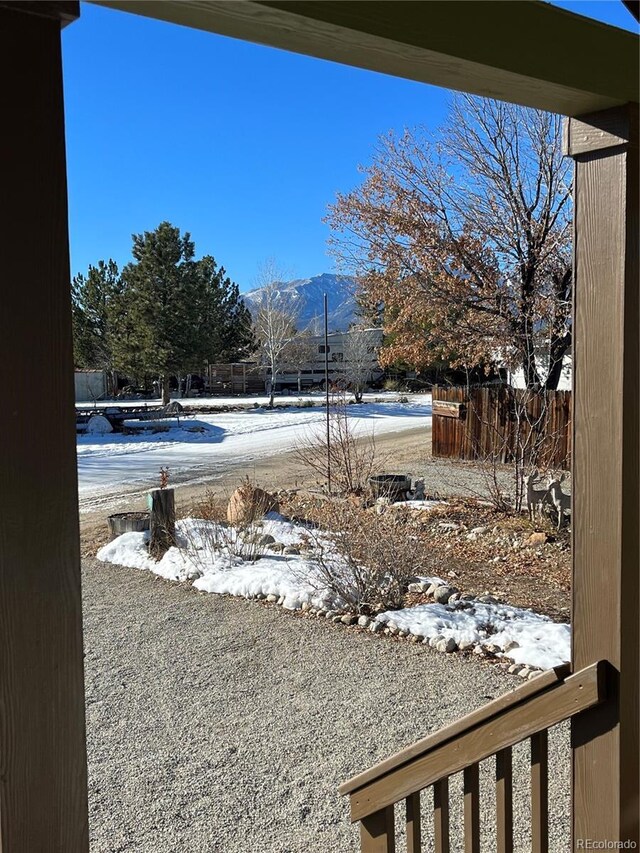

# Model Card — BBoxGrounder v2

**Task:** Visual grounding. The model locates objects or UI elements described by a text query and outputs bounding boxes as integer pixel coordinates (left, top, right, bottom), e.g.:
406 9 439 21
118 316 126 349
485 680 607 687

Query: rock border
226 577 550 682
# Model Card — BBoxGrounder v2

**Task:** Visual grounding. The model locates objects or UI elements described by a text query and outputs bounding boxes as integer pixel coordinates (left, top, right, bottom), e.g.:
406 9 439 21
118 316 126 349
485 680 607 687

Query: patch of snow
377 602 570 670
78 397 432 506
395 500 444 510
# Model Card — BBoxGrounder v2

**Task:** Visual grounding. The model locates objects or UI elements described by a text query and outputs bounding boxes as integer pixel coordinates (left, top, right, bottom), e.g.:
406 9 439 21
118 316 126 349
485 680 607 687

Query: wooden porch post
0 2 89 851
566 103 639 846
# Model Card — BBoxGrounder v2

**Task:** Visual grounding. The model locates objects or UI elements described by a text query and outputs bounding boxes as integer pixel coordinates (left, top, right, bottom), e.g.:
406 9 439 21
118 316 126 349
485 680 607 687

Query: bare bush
293 395 386 495
299 501 431 614
179 487 270 568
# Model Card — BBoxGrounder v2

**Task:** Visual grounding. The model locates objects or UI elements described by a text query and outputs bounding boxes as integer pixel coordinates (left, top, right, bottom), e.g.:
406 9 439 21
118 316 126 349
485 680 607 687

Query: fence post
149 488 176 558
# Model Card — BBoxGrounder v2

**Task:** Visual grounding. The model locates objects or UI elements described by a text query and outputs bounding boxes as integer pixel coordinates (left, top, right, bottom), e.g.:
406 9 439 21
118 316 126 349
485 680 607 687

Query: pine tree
71 259 120 370
109 222 254 402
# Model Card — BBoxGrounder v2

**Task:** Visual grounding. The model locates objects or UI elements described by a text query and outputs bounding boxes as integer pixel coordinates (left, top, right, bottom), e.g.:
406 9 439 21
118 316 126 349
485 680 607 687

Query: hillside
242 272 358 332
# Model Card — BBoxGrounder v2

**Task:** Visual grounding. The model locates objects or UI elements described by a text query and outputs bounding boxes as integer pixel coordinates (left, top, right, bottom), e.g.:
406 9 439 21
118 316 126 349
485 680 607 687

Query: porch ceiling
91 0 638 116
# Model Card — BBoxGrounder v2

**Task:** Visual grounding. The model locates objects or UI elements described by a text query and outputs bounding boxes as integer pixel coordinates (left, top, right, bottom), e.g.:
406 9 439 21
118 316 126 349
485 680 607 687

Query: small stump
148 488 176 559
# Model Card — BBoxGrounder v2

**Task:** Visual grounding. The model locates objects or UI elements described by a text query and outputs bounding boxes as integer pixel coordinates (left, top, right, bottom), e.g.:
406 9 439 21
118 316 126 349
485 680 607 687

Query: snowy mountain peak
242 272 358 332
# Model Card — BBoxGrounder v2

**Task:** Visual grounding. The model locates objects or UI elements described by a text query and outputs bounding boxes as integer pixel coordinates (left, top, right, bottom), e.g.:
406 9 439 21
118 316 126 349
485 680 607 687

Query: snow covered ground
98 512 570 671
77 396 431 511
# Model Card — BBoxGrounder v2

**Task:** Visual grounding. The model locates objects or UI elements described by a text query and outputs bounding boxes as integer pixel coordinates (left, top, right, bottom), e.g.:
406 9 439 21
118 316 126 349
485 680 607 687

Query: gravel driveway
83 558 569 852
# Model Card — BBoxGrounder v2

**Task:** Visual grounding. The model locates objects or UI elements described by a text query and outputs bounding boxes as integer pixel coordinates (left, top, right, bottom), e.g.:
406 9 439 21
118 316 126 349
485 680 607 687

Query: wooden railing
340 661 607 852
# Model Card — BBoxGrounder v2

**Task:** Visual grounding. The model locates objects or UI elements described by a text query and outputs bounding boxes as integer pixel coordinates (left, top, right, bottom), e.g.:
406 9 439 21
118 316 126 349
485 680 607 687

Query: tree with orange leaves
327 96 572 390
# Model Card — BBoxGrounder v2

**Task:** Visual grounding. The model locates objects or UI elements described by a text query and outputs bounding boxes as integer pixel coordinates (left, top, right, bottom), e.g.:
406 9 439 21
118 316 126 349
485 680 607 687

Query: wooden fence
432 384 572 470
206 363 265 395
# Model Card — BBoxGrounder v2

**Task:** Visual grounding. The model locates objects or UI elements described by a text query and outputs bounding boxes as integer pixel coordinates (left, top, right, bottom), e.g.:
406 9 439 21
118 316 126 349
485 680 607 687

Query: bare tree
343 328 380 402
328 95 572 390
251 259 299 407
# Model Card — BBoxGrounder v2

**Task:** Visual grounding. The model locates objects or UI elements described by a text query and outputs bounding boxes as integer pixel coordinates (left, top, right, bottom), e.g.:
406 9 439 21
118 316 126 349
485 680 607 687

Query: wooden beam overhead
91 0 638 116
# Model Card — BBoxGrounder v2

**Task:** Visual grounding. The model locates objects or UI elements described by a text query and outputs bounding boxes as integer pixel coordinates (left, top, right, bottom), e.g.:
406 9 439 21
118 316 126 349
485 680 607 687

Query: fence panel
432 385 572 470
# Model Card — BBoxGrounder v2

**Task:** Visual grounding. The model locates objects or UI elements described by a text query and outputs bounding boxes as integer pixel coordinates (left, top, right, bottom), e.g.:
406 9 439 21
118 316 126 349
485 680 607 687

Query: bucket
107 511 150 539
369 474 412 502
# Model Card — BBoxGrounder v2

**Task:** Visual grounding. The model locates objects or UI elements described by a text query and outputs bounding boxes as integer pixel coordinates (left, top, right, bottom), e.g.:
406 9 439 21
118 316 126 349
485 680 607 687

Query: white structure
276 328 383 390
74 370 107 402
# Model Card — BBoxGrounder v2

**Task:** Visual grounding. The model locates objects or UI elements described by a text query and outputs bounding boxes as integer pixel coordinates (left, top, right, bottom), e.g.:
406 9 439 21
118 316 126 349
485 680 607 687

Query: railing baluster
360 805 396 853
464 764 480 853
433 778 450 853
406 792 421 853
531 730 549 853
496 747 513 853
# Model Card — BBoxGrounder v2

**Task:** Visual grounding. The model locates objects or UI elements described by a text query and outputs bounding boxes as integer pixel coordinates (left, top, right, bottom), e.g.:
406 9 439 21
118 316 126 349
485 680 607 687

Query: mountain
242 273 358 333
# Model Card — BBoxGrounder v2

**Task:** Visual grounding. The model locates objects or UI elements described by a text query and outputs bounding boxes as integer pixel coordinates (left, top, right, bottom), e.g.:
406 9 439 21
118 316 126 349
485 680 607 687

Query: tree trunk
269 362 276 408
161 375 170 405
544 351 566 391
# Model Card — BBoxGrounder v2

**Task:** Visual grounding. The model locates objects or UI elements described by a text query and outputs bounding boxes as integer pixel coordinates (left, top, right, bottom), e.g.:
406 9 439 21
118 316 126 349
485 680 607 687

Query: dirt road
80 425 432 552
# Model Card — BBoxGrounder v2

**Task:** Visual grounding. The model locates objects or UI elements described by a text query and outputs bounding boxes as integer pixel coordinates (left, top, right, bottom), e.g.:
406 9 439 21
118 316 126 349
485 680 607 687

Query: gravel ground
83 557 569 852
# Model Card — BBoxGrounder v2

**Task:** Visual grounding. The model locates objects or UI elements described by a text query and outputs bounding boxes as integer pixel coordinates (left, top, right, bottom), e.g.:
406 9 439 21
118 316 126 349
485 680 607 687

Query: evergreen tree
71 259 120 369
110 222 254 402
194 255 254 364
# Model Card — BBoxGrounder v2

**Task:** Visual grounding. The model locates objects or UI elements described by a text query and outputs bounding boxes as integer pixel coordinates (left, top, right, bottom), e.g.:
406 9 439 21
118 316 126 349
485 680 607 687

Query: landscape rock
458 639 475 651
340 614 356 626
357 615 370 628
369 620 383 633
226 485 279 526
429 635 445 648
434 585 459 604
266 594 278 603
435 637 458 653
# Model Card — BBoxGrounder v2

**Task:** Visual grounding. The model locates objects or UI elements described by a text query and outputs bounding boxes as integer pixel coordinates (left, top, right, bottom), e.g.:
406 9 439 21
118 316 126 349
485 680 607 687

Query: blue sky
62 1 637 291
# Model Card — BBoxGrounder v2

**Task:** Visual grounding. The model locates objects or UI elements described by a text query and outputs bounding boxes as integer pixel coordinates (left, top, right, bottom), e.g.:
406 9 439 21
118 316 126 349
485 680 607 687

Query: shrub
299 500 430 614
293 395 386 495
